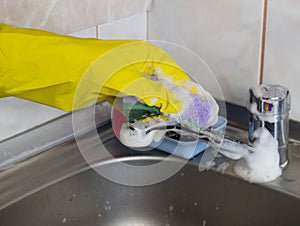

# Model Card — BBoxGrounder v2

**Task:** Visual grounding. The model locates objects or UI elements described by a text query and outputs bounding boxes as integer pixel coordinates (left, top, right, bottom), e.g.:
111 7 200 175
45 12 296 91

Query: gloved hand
0 24 191 113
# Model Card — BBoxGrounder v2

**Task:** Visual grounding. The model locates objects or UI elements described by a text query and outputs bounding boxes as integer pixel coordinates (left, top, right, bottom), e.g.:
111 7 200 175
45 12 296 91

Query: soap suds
218 142 244 160
119 118 282 183
118 70 219 147
119 123 156 148
119 119 166 148
216 161 230 174
232 127 282 183
249 102 276 123
153 69 219 129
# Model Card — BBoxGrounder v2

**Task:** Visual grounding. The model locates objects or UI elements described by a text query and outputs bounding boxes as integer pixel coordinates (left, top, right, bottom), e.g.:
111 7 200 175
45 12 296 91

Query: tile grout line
259 0 268 85
96 25 99 39
146 11 150 40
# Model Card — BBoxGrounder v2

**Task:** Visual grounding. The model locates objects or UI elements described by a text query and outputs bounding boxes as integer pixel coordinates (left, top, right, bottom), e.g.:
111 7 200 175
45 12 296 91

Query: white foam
119 119 166 148
218 142 244 160
249 102 276 123
153 68 219 129
119 124 156 148
232 127 282 183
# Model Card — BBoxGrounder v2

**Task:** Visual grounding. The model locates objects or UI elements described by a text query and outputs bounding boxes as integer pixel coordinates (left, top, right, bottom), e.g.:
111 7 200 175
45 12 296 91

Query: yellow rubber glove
0 24 191 113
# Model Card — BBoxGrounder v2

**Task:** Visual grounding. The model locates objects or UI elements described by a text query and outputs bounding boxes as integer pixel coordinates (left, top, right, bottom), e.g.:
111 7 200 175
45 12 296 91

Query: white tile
0 0 152 34
0 97 65 141
264 0 300 121
98 13 147 40
68 26 97 38
148 0 263 107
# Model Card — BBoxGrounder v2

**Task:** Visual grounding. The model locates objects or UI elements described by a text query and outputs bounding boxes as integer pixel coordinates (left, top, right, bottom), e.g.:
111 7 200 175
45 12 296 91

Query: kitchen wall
0 1 149 140
69 13 148 39
147 0 300 122
148 0 263 106
1 0 299 122
263 0 300 121
0 0 151 34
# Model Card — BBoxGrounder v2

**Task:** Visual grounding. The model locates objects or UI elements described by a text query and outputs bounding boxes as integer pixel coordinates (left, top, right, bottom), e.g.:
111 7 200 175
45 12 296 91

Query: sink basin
1 113 300 226
1 155 300 226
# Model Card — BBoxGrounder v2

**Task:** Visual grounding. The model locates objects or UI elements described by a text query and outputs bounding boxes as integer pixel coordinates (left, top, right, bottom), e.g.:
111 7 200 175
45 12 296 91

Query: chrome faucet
248 84 291 167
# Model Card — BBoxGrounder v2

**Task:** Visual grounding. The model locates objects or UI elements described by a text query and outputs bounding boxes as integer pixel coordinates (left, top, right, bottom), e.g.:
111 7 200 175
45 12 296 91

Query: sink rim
0 150 298 211
1 121 300 211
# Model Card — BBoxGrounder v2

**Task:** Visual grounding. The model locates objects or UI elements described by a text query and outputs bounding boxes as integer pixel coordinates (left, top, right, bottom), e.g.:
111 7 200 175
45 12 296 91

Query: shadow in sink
0 157 300 226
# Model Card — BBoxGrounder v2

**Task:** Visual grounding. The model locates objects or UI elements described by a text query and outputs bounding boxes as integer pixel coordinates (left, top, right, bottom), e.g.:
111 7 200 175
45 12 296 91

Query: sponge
122 96 160 121
120 75 219 131
176 93 212 131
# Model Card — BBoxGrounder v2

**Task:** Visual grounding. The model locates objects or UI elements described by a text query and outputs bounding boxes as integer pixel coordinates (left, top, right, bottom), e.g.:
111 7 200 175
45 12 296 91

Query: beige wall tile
264 0 300 121
0 0 152 34
98 13 147 40
68 26 97 38
148 0 263 107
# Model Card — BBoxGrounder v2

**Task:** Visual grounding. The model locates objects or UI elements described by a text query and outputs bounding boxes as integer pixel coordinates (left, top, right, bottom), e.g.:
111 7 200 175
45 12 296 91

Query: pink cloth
112 108 127 139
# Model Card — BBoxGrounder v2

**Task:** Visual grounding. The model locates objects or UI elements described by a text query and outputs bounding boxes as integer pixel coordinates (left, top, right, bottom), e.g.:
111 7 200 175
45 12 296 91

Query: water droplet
202 220 206 226
194 202 198 206
98 213 101 218
180 173 184 176
106 200 109 204
169 205 174 211
72 193 76 197
216 206 219 211
62 218 67 224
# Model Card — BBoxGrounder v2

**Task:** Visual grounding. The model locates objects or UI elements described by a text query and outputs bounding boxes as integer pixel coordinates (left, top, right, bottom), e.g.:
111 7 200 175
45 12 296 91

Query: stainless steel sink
1 106 300 226
1 154 300 226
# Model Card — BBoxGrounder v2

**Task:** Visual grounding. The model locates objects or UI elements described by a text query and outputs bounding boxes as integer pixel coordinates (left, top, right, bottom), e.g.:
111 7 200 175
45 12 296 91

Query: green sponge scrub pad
122 96 160 121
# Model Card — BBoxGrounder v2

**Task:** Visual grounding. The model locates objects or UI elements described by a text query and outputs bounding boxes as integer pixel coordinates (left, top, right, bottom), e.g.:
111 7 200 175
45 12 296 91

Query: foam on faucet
249 102 276 123
233 127 282 183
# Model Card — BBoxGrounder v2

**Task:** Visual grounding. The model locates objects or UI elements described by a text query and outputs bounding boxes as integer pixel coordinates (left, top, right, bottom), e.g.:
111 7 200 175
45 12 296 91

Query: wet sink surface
1 157 300 226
